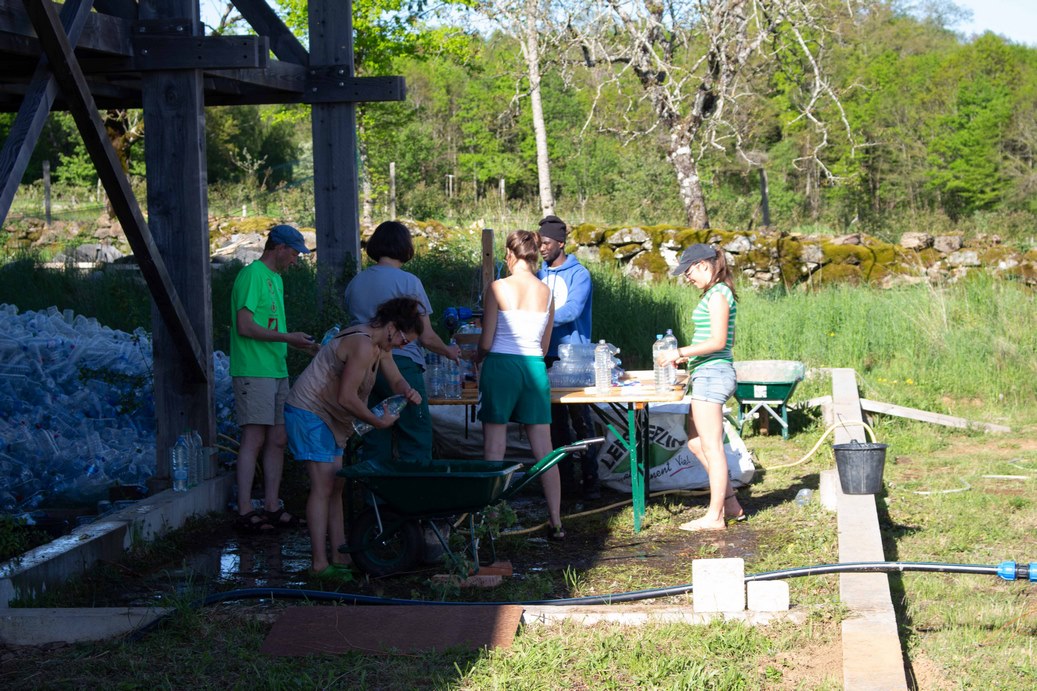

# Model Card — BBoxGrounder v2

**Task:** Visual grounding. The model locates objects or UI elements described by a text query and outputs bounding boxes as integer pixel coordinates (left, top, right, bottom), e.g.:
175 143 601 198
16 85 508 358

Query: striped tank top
688 283 736 371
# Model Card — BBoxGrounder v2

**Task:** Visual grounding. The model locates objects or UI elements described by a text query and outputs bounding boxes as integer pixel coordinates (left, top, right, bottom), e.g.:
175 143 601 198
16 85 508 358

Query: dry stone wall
5 214 1035 288
566 224 1037 288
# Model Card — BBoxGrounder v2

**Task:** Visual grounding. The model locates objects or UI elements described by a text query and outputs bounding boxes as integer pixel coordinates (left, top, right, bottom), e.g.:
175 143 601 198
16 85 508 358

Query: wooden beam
138 1 215 485
0 0 93 224
303 71 405 103
1 0 132 55
93 0 137 20
309 0 361 308
21 0 207 385
860 398 1010 434
230 0 308 66
131 34 269 70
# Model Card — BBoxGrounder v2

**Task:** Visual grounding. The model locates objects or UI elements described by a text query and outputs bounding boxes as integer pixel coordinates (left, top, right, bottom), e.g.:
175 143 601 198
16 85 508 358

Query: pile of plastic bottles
0 304 236 515
548 342 622 388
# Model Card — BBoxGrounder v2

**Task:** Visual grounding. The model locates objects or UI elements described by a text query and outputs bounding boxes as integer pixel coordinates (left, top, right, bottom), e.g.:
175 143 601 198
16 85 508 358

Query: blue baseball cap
269 224 312 253
671 243 716 276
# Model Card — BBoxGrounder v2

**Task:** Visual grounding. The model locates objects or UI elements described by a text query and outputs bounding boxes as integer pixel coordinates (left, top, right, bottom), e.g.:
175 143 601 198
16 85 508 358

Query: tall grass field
1 243 1034 422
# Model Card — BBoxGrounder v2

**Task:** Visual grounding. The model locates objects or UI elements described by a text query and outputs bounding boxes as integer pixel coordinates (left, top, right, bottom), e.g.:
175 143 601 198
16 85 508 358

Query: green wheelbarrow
337 437 602 577
732 360 806 439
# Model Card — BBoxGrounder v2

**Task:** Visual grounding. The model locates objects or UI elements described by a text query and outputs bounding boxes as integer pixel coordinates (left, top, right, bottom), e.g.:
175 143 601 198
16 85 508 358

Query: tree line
2 0 1035 241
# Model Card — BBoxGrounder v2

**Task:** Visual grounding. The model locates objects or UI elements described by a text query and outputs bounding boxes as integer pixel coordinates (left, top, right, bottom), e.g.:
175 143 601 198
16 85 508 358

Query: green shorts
478 353 551 425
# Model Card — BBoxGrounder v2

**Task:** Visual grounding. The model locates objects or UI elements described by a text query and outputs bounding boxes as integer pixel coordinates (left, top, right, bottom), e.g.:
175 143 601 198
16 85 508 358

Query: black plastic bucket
833 441 887 495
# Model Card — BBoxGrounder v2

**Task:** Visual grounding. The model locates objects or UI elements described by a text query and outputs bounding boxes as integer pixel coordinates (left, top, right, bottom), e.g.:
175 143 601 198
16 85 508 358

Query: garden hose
192 559 1036 612
462 489 711 538
755 420 877 471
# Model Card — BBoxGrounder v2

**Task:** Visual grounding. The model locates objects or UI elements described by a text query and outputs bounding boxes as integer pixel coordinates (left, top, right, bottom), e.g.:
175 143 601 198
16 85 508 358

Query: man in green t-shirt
230 224 318 532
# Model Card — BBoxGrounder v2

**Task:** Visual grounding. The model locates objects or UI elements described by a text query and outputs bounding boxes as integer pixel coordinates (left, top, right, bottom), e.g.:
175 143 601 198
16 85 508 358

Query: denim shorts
284 404 343 463
690 360 736 404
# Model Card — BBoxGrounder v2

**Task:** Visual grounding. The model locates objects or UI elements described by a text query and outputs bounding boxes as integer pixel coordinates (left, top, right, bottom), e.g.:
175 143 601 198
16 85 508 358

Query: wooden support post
139 0 215 485
388 161 396 219
310 0 361 312
0 0 92 224
481 228 494 298
42 159 50 226
20 0 207 385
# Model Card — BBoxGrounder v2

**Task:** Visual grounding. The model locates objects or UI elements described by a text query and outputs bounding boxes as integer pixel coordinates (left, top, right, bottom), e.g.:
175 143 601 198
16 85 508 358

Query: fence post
42 159 51 226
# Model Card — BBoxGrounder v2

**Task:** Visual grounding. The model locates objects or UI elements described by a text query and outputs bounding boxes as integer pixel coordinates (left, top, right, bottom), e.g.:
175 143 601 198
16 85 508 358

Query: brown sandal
264 507 304 529
236 510 275 533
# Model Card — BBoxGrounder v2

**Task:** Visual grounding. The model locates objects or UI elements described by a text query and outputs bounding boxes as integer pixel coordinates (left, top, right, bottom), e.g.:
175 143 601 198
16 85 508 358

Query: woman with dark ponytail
473 230 563 539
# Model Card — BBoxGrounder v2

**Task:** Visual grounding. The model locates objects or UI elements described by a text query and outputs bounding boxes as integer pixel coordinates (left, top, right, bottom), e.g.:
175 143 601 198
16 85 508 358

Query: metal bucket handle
500 436 605 499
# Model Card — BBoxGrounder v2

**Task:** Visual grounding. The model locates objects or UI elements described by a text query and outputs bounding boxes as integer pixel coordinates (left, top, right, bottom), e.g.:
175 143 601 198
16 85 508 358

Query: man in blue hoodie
537 215 600 499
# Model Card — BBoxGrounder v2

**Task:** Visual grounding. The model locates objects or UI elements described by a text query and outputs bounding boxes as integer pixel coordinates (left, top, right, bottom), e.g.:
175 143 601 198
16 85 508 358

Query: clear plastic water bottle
352 394 409 436
443 339 462 399
663 329 679 385
171 435 189 492
795 488 813 506
594 340 612 394
320 323 341 345
652 334 667 392
189 429 203 486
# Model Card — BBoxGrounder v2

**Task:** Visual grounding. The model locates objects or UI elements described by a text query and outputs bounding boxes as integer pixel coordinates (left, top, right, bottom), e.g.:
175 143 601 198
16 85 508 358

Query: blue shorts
690 360 736 405
284 404 343 463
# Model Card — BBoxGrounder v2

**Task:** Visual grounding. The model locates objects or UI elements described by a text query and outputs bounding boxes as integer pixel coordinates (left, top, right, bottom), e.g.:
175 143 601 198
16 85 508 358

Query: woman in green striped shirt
663 244 744 531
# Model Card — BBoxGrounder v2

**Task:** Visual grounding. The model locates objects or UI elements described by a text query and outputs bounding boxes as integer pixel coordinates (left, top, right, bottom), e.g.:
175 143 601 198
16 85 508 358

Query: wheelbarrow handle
499 437 605 499
559 437 605 454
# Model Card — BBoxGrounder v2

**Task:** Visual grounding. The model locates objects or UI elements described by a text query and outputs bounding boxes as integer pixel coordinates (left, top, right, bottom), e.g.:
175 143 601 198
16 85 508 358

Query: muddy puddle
65 490 762 607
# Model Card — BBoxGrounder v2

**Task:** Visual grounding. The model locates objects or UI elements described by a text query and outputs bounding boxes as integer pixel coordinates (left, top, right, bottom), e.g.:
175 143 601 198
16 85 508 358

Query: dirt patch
907 650 953 690
764 636 843 689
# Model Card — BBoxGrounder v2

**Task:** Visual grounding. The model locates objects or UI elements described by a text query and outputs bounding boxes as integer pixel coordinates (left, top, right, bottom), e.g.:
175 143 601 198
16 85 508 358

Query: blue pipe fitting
996 561 1037 581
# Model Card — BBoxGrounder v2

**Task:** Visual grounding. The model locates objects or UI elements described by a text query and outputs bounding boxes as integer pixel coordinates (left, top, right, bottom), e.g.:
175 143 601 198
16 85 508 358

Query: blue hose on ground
198 560 1036 609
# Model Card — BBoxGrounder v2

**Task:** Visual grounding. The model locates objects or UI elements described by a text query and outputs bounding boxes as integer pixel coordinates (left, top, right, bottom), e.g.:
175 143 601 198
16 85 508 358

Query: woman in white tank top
474 230 564 538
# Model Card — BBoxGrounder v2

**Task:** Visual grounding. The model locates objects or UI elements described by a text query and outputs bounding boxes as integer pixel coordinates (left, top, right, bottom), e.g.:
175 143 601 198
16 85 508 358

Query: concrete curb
0 474 233 611
0 607 173 645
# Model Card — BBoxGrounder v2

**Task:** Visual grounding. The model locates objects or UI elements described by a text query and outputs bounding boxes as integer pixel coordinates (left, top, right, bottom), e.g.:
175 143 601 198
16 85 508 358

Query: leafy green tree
926 34 1018 219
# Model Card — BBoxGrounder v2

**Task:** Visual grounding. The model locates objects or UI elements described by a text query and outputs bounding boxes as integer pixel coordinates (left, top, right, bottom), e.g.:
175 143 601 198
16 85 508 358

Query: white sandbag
429 403 531 460
597 401 755 493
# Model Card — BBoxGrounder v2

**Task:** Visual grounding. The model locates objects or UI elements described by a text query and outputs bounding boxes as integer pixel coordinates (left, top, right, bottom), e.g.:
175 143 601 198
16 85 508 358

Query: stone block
900 231 933 250
933 235 963 253
747 581 790 612
692 558 745 613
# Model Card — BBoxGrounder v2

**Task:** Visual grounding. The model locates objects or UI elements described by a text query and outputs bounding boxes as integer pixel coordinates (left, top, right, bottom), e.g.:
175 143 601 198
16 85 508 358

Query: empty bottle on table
171 435 189 492
652 333 667 393
594 340 612 394
352 394 409 436
663 328 679 385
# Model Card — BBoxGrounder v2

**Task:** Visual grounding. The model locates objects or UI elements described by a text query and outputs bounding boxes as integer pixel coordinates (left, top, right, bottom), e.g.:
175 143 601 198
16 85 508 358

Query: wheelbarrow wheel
348 508 423 577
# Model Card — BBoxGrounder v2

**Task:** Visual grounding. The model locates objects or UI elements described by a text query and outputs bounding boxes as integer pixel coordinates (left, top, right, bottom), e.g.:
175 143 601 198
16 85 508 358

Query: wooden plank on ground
829 368 907 689
830 368 866 445
860 398 1009 433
